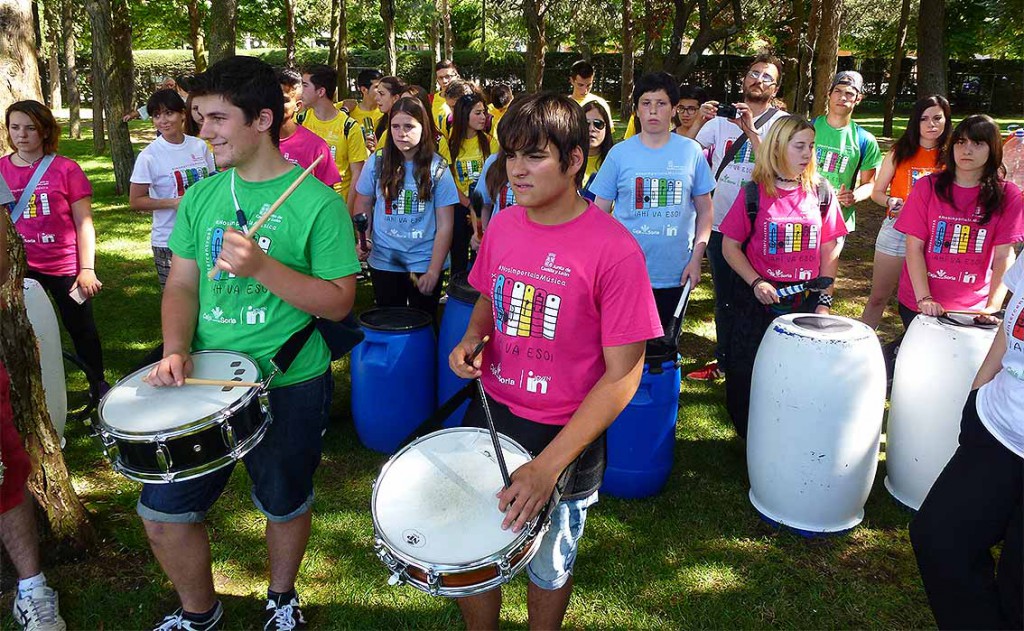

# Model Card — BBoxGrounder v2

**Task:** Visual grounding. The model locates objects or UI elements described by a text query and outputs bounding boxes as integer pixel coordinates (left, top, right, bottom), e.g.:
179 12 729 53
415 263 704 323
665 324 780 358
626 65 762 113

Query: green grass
6 117 937 629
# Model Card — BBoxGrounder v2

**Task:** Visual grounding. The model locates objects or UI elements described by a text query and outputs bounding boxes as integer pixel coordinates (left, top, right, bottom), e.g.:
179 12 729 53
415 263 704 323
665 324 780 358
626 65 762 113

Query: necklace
14 152 43 167
775 175 799 183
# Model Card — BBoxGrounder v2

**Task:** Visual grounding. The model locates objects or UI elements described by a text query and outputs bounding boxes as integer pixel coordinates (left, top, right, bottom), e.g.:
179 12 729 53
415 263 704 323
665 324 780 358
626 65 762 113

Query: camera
716 103 739 119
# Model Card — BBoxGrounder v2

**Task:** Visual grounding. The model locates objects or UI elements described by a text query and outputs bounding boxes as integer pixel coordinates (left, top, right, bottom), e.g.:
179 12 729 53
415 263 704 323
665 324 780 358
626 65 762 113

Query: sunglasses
587 119 607 130
747 70 777 86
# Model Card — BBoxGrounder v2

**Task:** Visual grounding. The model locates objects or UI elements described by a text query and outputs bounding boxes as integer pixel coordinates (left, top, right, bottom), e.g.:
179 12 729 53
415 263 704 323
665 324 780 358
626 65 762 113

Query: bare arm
71 196 102 297
129 182 181 212
594 196 613 213
147 254 201 386
723 234 779 305
985 244 1015 313
417 204 454 295
682 193 713 287
972 325 1008 389
870 152 898 208
345 160 364 211
854 168 877 204
905 234 942 315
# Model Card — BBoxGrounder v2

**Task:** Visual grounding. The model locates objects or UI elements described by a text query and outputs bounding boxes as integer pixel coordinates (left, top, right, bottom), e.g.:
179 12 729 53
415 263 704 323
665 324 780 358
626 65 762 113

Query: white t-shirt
130 135 215 247
977 254 1024 457
696 109 788 230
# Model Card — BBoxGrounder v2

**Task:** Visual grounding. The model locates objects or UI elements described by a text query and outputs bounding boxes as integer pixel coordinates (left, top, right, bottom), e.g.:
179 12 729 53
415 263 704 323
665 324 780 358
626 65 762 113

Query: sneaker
686 361 725 381
12 586 66 631
152 602 223 631
264 593 306 631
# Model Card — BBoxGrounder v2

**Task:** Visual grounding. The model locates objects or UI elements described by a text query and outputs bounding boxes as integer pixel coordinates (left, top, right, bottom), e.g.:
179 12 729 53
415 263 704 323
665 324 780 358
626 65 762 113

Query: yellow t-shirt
349 105 383 149
299 108 370 199
623 115 637 139
450 134 500 196
488 104 509 138
432 96 452 139
572 93 614 132
584 154 602 187
373 132 452 164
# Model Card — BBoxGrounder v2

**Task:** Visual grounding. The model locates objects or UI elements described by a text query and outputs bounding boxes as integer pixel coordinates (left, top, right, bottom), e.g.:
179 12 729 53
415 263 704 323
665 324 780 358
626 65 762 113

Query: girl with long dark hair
372 76 407 147
581 100 614 201
448 93 498 272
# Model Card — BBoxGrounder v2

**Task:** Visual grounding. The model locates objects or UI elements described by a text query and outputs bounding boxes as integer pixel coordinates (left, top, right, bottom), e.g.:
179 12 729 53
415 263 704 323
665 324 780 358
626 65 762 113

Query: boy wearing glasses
591 72 714 326
685 53 788 382
813 71 883 232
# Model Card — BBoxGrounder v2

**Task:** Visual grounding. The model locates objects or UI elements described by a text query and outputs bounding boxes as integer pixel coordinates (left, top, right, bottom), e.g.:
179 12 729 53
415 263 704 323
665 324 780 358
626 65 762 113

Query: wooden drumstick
206 155 324 280
143 376 262 388
944 309 996 317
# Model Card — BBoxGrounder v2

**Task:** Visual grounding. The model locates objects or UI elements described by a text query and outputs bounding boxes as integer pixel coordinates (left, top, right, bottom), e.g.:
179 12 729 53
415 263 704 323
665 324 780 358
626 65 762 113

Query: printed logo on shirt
22 193 51 218
242 305 267 325
203 305 238 325
492 274 561 340
1012 306 1024 342
173 166 210 196
455 160 483 184
208 220 273 281
816 147 851 174
40 232 56 244
761 221 821 255
930 220 988 257
633 177 685 209
385 189 426 215
497 184 516 211
910 167 937 186
329 145 338 160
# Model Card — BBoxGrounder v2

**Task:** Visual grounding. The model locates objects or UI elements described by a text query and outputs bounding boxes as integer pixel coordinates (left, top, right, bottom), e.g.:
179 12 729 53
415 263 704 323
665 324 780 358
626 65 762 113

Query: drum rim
371 427 538 573
772 313 870 341
358 306 434 332
97 350 263 439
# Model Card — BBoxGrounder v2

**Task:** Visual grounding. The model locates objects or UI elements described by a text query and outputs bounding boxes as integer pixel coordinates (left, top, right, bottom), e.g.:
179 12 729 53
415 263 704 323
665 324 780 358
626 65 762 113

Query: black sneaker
152 602 223 631
263 593 306 631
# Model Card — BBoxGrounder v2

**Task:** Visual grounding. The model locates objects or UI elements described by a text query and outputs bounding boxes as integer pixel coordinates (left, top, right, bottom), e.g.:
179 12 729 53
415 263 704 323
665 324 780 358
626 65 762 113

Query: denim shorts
875 216 907 257
137 371 333 524
526 491 599 590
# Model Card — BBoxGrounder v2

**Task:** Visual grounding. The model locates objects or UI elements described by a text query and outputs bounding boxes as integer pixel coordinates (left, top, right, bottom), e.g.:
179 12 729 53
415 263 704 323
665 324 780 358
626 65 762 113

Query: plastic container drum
351 307 437 454
747 314 885 535
23 279 67 443
885 314 997 510
436 273 480 428
603 341 681 499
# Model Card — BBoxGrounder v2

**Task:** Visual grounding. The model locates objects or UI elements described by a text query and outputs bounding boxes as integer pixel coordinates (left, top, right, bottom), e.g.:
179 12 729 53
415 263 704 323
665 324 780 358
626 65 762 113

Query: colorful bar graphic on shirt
816 148 850 174
933 221 985 255
456 160 483 183
933 221 947 253
493 274 561 340
633 177 685 209
765 222 819 253
1013 307 1024 341
385 189 426 215
173 166 210 196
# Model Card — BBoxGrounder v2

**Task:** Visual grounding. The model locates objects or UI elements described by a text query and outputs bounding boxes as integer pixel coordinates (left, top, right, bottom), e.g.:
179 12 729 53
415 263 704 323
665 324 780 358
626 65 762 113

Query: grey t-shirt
0 173 14 207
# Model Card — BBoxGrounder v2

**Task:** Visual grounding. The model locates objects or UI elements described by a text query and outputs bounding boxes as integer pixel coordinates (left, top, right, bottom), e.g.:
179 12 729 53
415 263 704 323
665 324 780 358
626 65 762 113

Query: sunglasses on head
587 119 606 130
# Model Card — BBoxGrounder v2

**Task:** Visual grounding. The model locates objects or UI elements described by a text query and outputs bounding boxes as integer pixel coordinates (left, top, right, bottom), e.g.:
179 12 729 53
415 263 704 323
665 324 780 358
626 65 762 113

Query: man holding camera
685 52 787 382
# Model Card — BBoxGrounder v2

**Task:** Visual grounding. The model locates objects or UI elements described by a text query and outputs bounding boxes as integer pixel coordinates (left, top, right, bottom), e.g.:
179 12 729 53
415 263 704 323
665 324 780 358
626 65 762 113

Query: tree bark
337 0 349 99
380 0 397 75
90 25 105 155
86 0 135 193
328 0 339 67
429 4 440 66
916 0 946 97
284 0 297 68
883 0 911 136
42 0 62 110
0 0 44 154
207 0 237 65
523 0 547 93
0 214 94 552
810 0 842 117
799 0 821 116
440 0 453 60
186 0 207 73
61 0 81 139
666 0 744 80
620 0 634 121
780 0 806 113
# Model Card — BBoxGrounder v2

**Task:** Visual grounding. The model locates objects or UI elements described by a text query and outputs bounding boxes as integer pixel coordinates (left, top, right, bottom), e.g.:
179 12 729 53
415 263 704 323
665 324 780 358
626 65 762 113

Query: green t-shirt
812 118 883 231
169 166 361 387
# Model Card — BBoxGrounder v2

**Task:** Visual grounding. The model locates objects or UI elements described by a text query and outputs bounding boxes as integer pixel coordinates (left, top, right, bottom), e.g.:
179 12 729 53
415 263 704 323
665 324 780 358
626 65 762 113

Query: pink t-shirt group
1 154 92 276
279 125 342 189
718 184 848 282
468 203 663 426
895 176 1024 311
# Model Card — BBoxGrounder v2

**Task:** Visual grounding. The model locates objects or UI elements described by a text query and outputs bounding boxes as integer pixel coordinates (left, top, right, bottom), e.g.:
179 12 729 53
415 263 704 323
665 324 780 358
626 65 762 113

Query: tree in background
811 0 842 116
663 0 744 80
41 0 63 110
381 0 397 74
186 0 208 72
0 0 43 154
916 0 945 96
882 0 911 136
328 0 350 98
208 0 237 64
621 0 635 120
285 0 298 67
61 0 82 139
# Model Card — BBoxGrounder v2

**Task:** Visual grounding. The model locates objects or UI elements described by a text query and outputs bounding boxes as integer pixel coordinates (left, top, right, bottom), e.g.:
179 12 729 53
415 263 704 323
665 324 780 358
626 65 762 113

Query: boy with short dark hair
346 68 383 149
433 60 460 137
277 69 342 190
448 92 661 629
568 60 613 131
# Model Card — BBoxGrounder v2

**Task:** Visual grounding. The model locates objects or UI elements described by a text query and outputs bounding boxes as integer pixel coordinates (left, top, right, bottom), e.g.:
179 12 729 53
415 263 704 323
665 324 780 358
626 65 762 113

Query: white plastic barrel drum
23 279 67 442
747 314 886 535
885 314 998 510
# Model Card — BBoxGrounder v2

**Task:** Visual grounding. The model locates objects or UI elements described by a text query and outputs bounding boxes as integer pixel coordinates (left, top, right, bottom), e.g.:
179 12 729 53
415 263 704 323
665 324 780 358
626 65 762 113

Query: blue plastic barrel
436 273 481 428
351 307 437 454
603 343 680 498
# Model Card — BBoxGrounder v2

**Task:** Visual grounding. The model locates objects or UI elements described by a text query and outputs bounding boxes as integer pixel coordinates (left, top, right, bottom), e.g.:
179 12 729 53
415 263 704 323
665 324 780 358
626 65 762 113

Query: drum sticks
206 156 324 280
143 376 262 388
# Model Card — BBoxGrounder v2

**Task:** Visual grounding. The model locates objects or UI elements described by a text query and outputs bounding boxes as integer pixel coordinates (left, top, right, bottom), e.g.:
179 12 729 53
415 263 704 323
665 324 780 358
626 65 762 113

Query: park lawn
5 118 936 629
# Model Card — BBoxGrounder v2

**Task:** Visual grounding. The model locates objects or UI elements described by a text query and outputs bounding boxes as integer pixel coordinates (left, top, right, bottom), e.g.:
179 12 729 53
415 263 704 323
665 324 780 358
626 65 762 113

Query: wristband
817 293 834 308
80 267 94 270
750 276 766 290
916 295 932 305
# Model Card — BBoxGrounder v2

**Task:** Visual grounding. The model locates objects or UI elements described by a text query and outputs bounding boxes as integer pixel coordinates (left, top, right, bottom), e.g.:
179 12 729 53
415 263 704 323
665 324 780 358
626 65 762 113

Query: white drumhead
374 428 532 566
99 351 260 434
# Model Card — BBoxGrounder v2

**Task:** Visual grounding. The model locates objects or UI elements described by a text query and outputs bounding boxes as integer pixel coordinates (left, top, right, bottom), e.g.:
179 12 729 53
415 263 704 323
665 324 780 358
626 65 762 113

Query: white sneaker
12 585 66 631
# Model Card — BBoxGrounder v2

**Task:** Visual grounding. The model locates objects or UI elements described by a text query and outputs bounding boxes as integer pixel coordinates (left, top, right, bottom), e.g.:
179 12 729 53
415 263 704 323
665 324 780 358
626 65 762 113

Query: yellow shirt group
450 134 500 196
299 108 370 200
432 96 452 140
347 104 383 149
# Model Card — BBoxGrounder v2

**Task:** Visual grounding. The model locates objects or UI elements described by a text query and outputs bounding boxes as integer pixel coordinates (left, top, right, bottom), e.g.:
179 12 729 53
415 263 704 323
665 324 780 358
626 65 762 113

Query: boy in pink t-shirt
278 70 342 190
449 93 661 629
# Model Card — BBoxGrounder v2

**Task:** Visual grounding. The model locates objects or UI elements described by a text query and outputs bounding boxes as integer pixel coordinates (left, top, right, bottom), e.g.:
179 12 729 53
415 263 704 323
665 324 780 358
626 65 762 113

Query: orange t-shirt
888 145 942 217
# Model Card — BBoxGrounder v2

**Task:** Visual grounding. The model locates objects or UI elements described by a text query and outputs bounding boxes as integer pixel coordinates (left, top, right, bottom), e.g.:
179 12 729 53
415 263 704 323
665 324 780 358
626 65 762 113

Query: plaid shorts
153 246 173 288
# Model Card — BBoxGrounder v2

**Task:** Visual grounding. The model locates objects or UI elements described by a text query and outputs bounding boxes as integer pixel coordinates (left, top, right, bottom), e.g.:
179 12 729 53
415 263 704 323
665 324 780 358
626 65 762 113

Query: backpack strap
343 116 357 137
741 180 760 252
817 179 833 220
715 107 779 181
10 154 56 223
852 122 871 186
296 110 307 125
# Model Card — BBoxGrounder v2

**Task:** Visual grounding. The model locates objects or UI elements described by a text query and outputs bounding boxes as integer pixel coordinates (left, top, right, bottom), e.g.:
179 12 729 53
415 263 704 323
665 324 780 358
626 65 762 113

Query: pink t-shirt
468 203 663 426
279 125 341 188
895 176 1024 311
719 183 847 282
1 154 92 276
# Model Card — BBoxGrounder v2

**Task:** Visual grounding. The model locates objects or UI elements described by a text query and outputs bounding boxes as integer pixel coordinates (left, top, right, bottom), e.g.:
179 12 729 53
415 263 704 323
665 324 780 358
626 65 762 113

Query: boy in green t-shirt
813 71 883 231
140 55 360 631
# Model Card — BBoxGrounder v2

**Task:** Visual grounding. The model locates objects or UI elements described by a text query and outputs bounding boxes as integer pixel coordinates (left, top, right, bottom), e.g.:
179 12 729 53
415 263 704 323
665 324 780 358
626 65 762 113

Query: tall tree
0 0 44 153
522 0 548 92
780 0 809 114
440 0 453 60
207 0 237 64
916 0 945 96
90 24 105 154
61 0 81 139
328 0 349 99
883 0 911 136
663 0 744 79
284 0 297 68
621 0 634 121
0 217 94 551
86 0 136 193
41 0 62 110
811 0 843 117
186 0 207 72
381 0 397 74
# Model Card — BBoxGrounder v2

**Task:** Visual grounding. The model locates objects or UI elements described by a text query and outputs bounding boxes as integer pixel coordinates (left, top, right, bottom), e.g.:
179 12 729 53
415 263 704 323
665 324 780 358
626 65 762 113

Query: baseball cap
830 71 864 94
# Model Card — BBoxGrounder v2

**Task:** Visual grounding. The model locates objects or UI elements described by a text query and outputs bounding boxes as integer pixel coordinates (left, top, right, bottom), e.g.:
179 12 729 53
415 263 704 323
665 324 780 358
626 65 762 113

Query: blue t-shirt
589 135 715 288
355 152 460 272
477 152 517 215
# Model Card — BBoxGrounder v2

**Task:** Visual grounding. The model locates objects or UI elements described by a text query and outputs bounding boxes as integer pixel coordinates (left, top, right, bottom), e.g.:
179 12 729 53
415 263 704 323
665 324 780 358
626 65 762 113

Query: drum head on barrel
374 428 532 566
99 351 261 436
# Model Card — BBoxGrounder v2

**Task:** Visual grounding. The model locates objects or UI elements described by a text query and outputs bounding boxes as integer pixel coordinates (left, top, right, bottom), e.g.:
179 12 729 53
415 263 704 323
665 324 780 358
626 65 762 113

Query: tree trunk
61 0 81 139
207 0 237 65
90 27 105 155
380 0 396 75
86 0 135 194
481 0 486 47
42 0 62 109
780 0 806 112
284 0 297 68
429 7 440 66
798 0 821 116
667 0 743 80
328 0 339 67
810 0 842 117
523 0 546 93
916 0 946 97
0 0 44 154
620 0 634 121
186 0 207 73
883 0 911 136
0 216 94 552
440 0 453 60
337 0 348 99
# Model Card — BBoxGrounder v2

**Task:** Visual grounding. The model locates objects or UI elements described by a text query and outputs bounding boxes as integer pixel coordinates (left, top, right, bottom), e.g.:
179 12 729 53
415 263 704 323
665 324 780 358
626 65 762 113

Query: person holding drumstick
449 93 662 629
140 56 360 631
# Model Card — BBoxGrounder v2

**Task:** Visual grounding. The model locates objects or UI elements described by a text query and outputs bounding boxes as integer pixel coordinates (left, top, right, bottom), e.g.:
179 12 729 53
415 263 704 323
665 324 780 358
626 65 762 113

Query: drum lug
375 538 407 587
98 431 120 463
426 570 441 596
498 558 512 580
221 422 238 452
155 442 174 482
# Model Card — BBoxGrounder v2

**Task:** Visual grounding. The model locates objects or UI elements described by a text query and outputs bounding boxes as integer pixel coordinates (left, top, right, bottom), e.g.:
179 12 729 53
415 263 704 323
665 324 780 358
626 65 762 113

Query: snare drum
97 351 271 484
372 427 547 597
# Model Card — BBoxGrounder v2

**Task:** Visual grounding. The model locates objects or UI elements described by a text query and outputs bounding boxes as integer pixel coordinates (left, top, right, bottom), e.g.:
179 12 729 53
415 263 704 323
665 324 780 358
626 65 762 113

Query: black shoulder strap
714 107 779 181
817 179 832 219
343 116 357 136
742 180 760 251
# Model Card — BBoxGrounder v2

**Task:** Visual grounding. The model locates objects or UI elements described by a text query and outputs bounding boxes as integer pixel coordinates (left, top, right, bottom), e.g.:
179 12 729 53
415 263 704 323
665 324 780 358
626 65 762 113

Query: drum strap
402 381 477 446
271 319 318 374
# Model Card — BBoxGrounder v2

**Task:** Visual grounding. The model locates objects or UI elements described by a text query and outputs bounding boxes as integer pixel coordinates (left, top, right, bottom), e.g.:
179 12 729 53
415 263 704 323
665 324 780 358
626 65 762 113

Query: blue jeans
137 371 334 523
707 231 737 366
526 492 599 590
